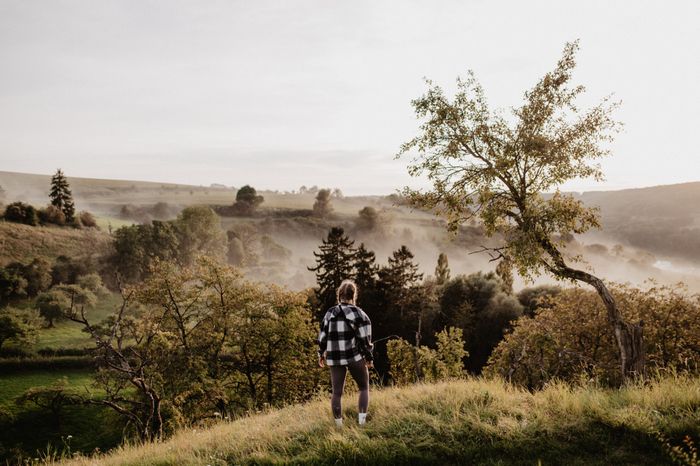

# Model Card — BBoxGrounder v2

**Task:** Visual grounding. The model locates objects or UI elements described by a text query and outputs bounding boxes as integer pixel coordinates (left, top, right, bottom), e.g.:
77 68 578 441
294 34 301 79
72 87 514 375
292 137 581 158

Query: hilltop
60 376 700 466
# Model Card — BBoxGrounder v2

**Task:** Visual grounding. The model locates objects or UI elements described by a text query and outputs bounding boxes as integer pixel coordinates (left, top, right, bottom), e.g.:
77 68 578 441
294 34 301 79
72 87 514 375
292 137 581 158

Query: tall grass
49 374 700 466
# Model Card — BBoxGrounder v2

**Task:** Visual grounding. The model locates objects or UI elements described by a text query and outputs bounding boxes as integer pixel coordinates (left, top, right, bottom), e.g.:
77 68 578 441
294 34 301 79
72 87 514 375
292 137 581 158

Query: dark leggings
330 359 369 418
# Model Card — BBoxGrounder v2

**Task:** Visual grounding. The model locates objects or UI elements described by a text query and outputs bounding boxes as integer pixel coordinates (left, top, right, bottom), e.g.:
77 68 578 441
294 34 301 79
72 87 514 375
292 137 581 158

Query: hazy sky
0 0 698 195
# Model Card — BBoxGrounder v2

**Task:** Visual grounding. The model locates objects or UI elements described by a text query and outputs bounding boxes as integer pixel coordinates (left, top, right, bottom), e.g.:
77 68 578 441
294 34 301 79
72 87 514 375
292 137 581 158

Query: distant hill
60 376 699 465
570 182 700 261
2 171 700 290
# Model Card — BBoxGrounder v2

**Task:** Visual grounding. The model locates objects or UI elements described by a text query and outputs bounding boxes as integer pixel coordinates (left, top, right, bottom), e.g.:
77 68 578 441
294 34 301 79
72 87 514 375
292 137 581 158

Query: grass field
55 375 700 466
0 369 121 462
0 370 95 413
33 292 122 350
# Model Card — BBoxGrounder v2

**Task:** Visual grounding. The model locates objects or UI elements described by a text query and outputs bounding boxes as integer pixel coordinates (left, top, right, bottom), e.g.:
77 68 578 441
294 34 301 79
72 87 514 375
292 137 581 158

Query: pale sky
0 0 698 195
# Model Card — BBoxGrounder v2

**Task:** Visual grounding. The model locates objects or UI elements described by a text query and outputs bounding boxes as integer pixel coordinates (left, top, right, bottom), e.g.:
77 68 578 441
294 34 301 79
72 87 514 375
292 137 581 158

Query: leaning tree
397 41 644 381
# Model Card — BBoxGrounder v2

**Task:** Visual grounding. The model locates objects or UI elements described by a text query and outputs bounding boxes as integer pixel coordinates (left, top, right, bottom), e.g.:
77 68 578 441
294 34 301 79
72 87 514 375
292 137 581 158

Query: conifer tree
49 169 75 222
353 243 379 309
308 227 356 317
435 252 451 285
378 246 423 305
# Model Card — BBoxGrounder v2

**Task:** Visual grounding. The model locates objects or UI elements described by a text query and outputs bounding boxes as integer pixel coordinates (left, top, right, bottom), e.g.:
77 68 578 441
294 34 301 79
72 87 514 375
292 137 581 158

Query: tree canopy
398 41 643 380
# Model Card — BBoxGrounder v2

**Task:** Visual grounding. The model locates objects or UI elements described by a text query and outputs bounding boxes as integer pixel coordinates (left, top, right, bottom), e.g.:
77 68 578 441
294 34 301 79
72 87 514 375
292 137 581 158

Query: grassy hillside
0 222 113 266
59 376 700 466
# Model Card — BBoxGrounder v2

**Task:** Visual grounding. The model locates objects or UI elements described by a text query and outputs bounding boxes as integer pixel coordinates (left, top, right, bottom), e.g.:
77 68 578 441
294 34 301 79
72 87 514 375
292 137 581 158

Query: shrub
38 204 66 225
3 201 38 226
388 327 467 385
485 281 700 388
79 211 98 228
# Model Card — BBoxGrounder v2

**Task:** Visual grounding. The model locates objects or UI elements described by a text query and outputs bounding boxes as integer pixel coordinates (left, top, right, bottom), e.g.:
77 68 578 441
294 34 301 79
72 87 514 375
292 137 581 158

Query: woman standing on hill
317 279 374 427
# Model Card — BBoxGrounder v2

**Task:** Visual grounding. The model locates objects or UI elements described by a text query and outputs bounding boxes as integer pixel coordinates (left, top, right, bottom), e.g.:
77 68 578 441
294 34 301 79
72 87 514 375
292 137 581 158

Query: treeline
0 255 106 354
40 258 323 441
308 226 529 380
308 227 700 388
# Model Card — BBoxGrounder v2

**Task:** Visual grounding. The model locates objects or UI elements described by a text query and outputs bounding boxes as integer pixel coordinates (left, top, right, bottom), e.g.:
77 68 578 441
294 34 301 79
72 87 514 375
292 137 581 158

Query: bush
79 211 98 228
3 202 38 226
388 327 467 385
0 355 93 373
38 205 66 225
485 281 700 388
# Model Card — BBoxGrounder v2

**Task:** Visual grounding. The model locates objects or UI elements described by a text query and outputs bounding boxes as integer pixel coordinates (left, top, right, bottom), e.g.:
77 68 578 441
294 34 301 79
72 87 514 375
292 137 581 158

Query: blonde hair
336 279 358 304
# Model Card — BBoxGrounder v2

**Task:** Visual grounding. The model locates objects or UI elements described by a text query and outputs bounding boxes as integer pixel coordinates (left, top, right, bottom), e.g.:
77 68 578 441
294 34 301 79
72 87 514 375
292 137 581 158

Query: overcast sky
0 0 698 195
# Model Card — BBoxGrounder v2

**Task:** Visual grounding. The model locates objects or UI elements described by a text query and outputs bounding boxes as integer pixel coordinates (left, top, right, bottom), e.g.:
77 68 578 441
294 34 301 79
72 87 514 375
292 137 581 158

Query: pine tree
379 246 423 298
353 243 379 309
308 227 356 317
49 169 75 222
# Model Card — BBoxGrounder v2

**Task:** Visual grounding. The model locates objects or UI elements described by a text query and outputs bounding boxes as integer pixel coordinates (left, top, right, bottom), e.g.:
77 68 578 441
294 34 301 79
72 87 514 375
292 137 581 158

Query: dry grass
0 222 113 265
56 375 700 466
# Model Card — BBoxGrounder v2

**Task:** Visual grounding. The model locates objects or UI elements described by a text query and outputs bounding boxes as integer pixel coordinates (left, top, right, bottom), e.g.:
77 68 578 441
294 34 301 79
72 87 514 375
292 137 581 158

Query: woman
317 279 374 426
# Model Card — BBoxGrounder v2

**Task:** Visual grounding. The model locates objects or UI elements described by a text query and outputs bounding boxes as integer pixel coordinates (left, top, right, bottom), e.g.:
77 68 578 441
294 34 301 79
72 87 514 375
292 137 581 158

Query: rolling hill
58 376 700 465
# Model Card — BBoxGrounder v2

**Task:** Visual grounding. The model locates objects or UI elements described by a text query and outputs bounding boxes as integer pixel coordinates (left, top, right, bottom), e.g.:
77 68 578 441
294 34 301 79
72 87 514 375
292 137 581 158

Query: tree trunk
538 238 645 382
567 271 645 381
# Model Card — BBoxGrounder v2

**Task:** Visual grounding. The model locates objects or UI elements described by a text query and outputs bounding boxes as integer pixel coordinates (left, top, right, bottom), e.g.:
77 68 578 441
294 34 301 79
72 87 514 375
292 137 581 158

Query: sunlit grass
58 375 700 465
32 292 122 350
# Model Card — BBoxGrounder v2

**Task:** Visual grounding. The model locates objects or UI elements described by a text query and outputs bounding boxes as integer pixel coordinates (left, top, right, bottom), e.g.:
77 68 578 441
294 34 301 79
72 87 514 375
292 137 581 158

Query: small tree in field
398 41 644 381
49 169 75 222
312 188 333 218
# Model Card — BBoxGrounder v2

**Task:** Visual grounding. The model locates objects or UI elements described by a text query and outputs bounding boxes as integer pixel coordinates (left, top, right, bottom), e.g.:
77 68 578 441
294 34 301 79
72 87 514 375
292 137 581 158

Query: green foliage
75 273 107 296
3 201 38 226
397 41 619 283
36 289 70 327
387 327 467 385
35 284 96 328
112 220 179 282
8 258 53 297
112 207 228 283
49 169 75 223
51 255 94 286
15 377 81 429
175 205 227 265
72 257 322 440
486 282 700 388
0 306 41 351
0 266 28 305
438 272 523 372
517 284 562 318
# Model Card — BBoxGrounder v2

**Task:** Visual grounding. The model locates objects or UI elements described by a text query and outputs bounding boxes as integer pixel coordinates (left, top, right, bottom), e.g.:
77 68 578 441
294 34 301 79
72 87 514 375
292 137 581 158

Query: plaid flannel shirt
317 303 373 366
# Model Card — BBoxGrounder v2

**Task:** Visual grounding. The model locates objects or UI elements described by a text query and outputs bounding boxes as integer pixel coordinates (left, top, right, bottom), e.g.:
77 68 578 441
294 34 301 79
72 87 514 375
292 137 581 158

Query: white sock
358 413 367 425
334 417 343 427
